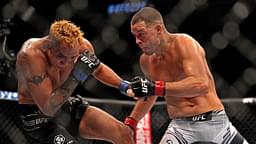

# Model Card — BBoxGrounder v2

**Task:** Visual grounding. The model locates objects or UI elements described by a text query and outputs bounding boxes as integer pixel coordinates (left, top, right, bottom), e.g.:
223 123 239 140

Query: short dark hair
131 7 163 26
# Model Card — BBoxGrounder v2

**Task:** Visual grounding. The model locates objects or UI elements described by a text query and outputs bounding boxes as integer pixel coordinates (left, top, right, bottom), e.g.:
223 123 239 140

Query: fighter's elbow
44 111 54 117
38 108 51 117
39 104 56 117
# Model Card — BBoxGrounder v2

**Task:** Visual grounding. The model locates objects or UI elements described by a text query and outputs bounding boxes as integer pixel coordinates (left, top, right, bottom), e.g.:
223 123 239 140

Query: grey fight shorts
159 110 249 144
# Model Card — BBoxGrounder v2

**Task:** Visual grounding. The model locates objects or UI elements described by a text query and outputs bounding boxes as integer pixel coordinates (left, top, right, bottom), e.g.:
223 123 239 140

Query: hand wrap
119 80 130 95
124 117 138 140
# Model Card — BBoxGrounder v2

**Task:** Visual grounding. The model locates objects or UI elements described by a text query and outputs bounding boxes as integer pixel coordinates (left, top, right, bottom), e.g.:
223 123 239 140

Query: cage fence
0 97 255 144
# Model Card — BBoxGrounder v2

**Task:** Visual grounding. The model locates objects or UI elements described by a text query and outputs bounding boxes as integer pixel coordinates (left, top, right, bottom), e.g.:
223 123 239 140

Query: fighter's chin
141 47 154 55
143 51 154 55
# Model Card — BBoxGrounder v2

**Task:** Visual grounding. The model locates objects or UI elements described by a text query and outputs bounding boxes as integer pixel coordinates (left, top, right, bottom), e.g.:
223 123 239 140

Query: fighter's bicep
23 57 48 86
29 73 46 85
27 73 53 107
177 34 206 77
183 58 205 77
28 74 52 93
21 55 53 104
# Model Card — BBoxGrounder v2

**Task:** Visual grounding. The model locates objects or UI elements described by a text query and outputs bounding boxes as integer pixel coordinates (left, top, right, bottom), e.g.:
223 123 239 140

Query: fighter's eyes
56 53 77 62
138 32 145 38
56 54 66 59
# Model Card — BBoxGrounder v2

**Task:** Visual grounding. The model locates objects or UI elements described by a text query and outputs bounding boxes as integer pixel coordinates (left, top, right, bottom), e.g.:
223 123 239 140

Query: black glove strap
78 50 100 73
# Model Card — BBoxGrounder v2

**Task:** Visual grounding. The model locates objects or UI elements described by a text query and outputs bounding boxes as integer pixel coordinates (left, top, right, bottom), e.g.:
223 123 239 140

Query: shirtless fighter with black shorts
16 19 134 144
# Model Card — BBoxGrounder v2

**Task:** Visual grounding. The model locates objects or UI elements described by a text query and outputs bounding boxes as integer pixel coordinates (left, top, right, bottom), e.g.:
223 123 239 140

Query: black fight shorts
19 95 89 144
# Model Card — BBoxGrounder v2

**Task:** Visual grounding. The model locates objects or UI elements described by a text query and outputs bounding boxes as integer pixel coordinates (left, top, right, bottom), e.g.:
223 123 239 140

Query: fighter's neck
154 37 171 56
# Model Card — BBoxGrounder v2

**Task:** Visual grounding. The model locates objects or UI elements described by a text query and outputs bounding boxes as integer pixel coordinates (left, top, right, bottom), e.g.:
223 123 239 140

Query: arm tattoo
50 77 79 110
30 74 46 85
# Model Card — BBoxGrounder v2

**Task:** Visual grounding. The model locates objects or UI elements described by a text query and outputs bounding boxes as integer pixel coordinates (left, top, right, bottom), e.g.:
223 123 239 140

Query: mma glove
119 80 130 95
130 76 165 98
59 95 88 120
71 50 100 83
124 117 138 140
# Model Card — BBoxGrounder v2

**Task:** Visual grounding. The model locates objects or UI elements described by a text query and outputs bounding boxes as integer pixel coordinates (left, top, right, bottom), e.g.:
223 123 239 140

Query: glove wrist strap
119 80 130 95
154 81 165 96
124 117 138 130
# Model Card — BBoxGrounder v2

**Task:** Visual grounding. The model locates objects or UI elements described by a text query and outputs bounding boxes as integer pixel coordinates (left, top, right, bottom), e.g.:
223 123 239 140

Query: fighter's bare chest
145 59 184 81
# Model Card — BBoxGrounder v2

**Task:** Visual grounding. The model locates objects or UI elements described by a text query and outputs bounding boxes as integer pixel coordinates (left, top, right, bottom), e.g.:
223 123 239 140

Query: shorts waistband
19 104 50 131
175 110 224 122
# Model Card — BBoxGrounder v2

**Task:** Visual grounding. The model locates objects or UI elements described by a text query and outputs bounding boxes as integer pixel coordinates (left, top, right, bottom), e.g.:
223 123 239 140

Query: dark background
1 0 256 144
1 0 256 101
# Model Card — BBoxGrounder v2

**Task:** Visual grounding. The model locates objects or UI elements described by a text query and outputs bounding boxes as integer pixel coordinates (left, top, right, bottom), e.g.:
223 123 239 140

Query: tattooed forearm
30 74 46 85
49 77 79 111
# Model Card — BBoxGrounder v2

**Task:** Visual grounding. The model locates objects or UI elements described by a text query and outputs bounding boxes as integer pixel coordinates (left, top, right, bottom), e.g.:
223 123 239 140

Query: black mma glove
119 80 130 95
59 95 89 120
130 76 165 98
71 50 100 83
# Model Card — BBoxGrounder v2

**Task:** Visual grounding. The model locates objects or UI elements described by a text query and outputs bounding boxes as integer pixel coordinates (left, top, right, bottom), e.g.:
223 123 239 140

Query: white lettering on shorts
192 114 206 121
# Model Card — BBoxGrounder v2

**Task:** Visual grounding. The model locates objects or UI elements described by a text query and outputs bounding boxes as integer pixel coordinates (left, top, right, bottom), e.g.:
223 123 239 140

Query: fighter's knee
116 123 129 136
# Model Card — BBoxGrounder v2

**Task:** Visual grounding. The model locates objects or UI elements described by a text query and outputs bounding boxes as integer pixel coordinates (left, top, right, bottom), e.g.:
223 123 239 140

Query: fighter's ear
155 24 162 34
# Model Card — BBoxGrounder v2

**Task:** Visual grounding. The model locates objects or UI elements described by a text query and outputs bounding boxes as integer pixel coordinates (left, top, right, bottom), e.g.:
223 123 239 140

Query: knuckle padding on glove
62 96 90 120
130 76 154 97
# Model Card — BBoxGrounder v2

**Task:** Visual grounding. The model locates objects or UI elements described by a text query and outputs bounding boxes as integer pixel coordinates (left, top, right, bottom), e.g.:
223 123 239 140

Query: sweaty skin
16 20 135 144
130 21 224 119
16 36 122 116
126 7 248 144
16 37 86 115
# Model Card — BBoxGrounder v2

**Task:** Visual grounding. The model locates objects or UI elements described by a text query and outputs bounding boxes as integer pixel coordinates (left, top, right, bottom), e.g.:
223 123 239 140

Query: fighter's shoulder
173 33 199 50
17 38 45 63
173 33 204 56
79 38 94 52
22 38 41 46
20 38 41 53
173 33 195 44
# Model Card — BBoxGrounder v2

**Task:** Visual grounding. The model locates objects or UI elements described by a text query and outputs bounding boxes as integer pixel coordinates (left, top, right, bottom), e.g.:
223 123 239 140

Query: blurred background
1 0 256 100
0 0 256 143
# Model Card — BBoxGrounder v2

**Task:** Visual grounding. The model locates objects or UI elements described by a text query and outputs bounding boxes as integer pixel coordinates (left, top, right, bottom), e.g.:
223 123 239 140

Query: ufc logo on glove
141 79 149 93
80 56 95 68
